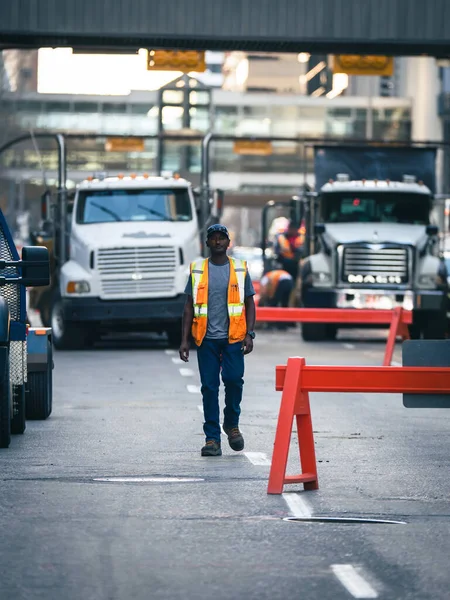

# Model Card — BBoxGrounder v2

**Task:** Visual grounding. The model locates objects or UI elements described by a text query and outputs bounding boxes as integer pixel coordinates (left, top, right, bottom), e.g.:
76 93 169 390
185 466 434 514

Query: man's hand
179 341 190 362
242 334 254 355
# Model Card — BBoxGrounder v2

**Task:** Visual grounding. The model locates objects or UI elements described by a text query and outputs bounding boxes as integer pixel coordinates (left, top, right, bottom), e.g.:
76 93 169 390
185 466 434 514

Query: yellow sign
147 50 206 73
105 138 145 152
333 55 394 76
233 140 273 156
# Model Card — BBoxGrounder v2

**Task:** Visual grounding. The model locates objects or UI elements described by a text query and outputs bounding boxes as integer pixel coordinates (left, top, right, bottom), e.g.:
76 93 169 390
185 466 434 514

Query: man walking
179 224 256 457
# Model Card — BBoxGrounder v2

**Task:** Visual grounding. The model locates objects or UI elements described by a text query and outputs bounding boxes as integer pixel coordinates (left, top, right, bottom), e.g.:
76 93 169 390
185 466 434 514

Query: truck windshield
77 188 192 223
321 192 431 225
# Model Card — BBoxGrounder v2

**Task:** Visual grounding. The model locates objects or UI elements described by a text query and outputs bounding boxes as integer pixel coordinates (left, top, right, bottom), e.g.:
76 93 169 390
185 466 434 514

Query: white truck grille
342 245 409 285
97 246 177 299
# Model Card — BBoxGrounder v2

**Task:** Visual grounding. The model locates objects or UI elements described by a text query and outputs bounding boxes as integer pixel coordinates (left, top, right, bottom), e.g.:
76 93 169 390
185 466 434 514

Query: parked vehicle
0 209 52 449
260 144 447 341
30 171 222 349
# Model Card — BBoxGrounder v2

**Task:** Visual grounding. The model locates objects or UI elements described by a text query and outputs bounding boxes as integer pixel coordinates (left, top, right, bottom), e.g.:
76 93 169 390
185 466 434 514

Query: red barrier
256 306 412 366
267 357 450 494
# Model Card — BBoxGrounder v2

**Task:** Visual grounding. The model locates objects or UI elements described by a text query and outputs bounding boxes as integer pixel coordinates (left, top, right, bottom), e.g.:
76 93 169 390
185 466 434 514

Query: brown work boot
223 427 244 451
201 440 222 456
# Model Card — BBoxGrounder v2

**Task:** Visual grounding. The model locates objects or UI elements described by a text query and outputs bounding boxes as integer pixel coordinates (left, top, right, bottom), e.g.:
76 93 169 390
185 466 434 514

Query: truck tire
326 325 338 341
26 340 52 420
38 291 52 328
51 296 88 350
422 311 447 340
11 384 26 435
0 353 11 448
301 323 327 342
410 311 447 340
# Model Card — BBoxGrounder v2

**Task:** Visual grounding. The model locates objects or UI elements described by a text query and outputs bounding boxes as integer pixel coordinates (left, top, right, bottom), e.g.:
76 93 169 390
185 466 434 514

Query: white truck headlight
312 272 331 285
67 281 90 294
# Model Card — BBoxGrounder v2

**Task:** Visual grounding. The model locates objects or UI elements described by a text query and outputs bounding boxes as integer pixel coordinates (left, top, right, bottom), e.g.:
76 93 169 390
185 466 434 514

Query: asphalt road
0 326 449 600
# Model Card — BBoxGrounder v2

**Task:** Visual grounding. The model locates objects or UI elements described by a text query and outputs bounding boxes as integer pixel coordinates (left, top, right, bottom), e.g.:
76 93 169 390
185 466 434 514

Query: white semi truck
31 173 212 349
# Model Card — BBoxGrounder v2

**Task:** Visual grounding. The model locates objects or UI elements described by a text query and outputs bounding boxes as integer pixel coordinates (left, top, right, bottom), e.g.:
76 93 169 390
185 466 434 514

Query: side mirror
315 223 326 235
426 224 438 236
21 246 50 287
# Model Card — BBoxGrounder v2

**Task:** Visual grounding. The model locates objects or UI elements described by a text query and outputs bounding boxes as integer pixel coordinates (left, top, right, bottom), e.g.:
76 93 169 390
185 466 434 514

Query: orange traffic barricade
267 357 450 494
256 306 412 366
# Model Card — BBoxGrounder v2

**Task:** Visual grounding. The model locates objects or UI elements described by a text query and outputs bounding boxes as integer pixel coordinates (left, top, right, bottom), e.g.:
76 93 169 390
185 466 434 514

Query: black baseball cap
206 224 230 239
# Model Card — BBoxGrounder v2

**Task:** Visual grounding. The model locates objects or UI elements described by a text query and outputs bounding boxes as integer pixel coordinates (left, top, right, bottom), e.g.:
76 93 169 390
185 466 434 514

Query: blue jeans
196 338 245 442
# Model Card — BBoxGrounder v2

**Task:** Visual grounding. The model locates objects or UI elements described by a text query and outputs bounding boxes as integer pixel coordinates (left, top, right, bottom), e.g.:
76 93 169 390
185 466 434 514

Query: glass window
102 103 127 114
190 90 210 105
243 105 269 118
129 104 151 114
270 105 299 136
162 90 184 104
212 105 239 133
45 102 71 112
77 188 192 224
298 106 326 136
189 106 210 132
74 102 99 113
207 64 222 74
17 100 42 112
162 105 184 130
322 192 431 225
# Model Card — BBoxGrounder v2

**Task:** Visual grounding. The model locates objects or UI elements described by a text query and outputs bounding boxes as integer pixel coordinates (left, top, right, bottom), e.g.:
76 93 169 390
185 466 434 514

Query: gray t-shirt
184 259 255 339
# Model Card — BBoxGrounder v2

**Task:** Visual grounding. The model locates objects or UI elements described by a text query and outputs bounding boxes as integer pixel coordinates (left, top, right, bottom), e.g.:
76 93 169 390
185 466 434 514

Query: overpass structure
1 0 450 56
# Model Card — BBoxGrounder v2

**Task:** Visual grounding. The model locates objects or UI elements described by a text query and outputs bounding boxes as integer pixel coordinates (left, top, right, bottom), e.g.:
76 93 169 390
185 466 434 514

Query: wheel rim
51 302 65 340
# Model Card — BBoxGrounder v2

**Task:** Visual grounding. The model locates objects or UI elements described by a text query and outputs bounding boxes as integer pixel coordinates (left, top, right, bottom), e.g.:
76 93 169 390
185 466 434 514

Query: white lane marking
391 360 402 366
343 343 355 350
187 384 201 394
282 493 312 518
197 405 203 413
165 349 176 355
171 357 184 365
331 565 378 599
179 368 195 377
93 477 204 483
244 452 271 466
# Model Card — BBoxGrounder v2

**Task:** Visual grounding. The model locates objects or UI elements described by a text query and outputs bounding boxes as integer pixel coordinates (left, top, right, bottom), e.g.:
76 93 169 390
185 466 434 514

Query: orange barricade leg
398 319 410 342
267 358 319 494
383 307 402 366
293 392 319 491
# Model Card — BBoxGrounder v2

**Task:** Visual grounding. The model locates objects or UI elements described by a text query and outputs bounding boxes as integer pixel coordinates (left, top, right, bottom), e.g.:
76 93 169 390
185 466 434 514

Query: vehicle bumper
61 296 186 324
304 287 445 312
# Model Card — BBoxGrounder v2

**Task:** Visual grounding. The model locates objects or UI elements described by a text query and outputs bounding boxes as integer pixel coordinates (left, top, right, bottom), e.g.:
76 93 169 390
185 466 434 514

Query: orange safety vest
276 232 304 259
260 270 292 299
190 257 247 346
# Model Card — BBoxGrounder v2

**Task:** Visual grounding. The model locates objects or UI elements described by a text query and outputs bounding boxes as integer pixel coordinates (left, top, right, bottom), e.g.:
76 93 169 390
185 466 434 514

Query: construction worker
259 269 294 329
179 224 256 457
259 269 293 309
274 220 305 281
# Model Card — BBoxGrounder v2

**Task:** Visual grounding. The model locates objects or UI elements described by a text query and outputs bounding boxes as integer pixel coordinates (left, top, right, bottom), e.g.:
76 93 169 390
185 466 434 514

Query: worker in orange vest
179 224 256 458
259 269 293 308
259 269 294 329
274 220 305 281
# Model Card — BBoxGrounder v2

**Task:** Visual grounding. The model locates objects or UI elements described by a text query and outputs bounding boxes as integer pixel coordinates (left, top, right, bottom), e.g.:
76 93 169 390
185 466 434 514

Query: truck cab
51 174 202 349
301 174 447 340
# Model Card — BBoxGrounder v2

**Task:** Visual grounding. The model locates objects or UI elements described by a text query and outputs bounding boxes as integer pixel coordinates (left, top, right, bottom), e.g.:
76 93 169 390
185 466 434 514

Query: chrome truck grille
97 246 177 299
341 245 409 286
